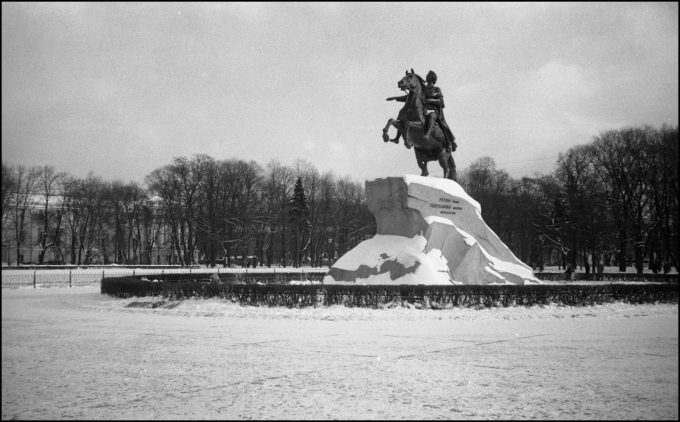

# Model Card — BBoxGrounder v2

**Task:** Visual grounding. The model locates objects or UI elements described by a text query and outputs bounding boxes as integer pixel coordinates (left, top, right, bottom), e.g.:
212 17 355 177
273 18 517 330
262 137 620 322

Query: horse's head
397 69 424 94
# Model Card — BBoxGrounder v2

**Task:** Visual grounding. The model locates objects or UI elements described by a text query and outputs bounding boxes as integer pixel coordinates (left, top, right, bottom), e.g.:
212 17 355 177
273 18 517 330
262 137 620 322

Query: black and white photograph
2 2 678 420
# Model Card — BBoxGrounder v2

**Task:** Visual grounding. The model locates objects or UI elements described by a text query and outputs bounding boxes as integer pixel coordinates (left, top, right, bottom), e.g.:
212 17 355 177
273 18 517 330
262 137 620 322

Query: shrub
101 276 678 308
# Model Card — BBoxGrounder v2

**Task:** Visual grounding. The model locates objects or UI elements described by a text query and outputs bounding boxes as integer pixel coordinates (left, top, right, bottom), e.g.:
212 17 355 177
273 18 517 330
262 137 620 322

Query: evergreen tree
289 177 311 267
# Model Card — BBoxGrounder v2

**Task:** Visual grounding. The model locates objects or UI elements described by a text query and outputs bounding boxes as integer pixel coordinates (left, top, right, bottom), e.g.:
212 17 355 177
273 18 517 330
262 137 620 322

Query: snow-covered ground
2 286 678 420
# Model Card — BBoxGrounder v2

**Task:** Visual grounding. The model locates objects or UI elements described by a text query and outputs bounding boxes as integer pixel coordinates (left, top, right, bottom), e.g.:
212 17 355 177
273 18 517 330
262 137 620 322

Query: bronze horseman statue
383 69 457 180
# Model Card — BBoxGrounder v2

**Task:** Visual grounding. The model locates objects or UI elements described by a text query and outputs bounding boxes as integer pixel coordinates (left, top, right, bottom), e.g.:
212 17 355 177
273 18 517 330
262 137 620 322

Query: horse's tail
447 153 457 181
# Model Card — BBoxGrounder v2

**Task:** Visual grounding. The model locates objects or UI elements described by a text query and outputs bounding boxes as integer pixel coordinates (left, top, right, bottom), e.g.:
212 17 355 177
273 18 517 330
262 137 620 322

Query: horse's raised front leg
382 119 401 144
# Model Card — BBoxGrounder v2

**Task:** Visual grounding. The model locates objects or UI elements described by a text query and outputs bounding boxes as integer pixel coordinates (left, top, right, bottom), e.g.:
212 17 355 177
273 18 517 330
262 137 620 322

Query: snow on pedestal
324 175 539 285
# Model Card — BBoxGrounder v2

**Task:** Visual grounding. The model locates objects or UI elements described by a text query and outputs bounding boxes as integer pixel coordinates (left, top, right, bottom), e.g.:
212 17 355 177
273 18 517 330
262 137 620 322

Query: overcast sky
2 2 678 185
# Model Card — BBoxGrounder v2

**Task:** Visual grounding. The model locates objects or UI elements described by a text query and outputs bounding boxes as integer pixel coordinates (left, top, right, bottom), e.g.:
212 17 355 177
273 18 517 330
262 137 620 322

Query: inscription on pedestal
429 197 463 215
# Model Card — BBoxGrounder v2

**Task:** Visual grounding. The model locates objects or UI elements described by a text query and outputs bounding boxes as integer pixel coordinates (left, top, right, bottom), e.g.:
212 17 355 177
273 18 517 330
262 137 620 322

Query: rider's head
426 71 437 84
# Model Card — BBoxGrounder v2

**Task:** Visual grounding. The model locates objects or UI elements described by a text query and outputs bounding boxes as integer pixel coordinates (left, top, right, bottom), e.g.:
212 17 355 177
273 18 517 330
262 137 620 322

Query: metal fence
3 267 677 289
1 267 330 288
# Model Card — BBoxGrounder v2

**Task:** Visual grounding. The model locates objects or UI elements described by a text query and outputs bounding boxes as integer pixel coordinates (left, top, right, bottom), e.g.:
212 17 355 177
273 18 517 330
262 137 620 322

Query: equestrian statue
383 69 457 180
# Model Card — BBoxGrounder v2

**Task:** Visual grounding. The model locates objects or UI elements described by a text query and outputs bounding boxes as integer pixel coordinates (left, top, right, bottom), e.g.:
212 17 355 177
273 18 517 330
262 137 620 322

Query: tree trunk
634 236 644 275
38 235 47 264
281 211 286 267
617 229 627 272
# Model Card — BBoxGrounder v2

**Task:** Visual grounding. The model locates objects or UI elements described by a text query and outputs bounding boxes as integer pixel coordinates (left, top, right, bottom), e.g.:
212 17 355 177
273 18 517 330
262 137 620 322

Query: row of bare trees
3 124 677 272
458 125 678 274
143 156 373 267
1 165 157 265
2 157 373 267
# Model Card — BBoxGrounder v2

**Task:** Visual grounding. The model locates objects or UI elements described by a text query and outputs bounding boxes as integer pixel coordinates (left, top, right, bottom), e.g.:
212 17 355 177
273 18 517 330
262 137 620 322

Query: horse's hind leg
438 150 452 179
415 149 429 177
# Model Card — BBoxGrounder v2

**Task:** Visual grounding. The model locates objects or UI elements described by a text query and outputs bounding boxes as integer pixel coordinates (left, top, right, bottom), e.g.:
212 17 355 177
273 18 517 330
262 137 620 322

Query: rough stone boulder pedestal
324 175 539 285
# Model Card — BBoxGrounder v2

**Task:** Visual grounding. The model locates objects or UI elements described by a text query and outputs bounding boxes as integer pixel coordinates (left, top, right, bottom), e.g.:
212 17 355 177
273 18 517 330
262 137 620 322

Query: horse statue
382 69 456 180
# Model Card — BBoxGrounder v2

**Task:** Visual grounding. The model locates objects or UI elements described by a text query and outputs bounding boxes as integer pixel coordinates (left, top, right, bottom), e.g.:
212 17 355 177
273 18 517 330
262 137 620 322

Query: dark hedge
535 272 678 282
101 276 678 308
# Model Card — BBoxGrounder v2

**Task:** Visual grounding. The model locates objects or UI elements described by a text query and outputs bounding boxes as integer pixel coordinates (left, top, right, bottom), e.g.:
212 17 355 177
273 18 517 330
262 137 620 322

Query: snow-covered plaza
2 285 678 420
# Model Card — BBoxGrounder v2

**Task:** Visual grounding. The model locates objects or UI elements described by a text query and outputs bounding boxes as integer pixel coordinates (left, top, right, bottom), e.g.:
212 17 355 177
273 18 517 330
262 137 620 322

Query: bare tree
195 156 222 267
293 159 320 264
146 164 184 265
11 165 39 264
71 174 108 265
459 157 512 240
35 165 69 264
592 127 654 273
316 170 338 266
333 176 372 257
264 160 295 267
139 195 163 264
2 162 18 232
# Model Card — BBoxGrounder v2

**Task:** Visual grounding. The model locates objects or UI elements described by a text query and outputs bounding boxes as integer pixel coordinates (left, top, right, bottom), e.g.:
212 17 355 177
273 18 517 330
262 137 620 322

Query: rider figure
423 70 456 152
